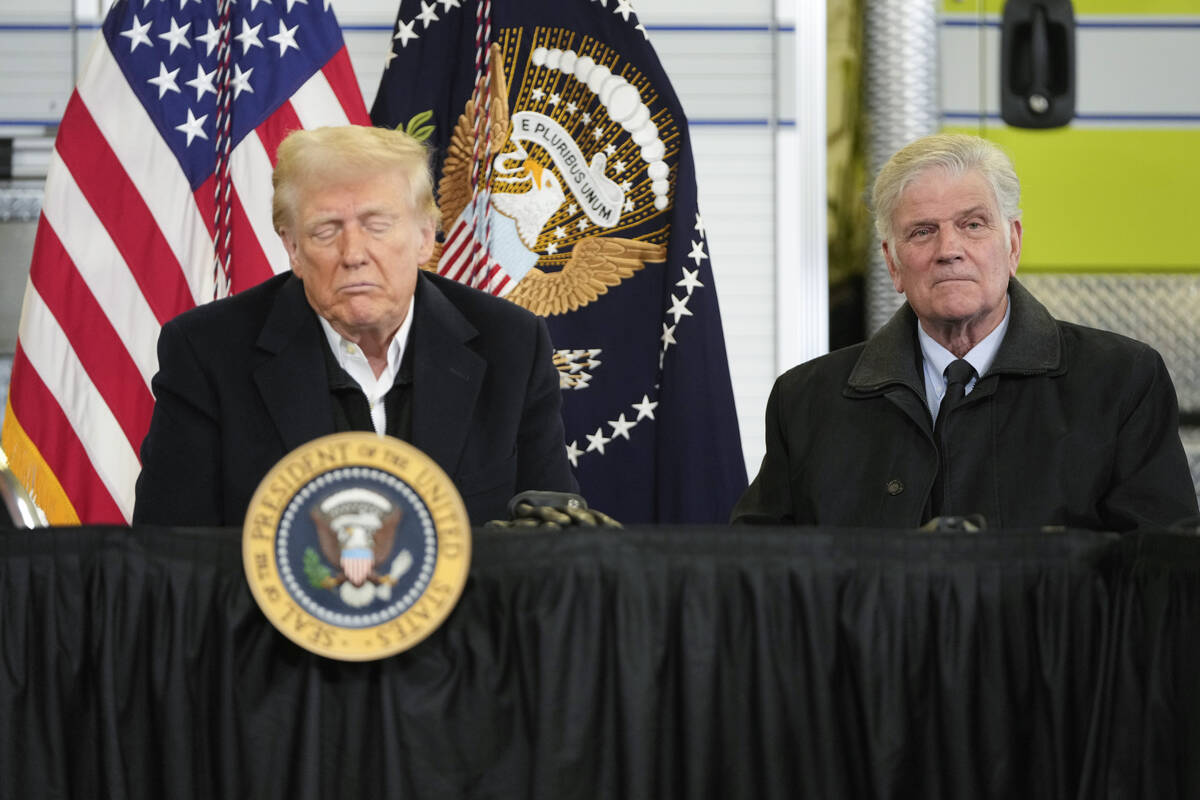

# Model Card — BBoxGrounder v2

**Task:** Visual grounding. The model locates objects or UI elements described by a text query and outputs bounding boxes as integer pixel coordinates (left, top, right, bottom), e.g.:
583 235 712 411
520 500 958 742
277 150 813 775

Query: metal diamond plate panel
1020 274 1200 414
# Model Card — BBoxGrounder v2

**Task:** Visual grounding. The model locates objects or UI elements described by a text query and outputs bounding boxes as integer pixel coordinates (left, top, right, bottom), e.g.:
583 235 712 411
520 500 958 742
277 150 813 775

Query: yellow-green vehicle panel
940 1 1200 274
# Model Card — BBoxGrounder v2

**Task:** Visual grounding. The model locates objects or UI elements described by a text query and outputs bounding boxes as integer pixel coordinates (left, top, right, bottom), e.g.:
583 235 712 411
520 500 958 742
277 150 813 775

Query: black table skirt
1 526 1198 800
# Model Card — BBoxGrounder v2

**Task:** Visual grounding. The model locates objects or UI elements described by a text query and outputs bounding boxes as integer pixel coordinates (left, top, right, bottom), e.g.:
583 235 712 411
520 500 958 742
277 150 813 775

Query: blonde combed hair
272 125 439 232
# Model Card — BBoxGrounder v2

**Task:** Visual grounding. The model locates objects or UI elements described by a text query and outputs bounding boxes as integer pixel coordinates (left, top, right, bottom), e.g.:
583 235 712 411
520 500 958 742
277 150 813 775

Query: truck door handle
1001 0 1076 128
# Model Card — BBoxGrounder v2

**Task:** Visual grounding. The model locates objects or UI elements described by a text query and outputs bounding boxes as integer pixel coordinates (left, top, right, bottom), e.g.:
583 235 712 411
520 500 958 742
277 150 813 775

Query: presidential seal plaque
243 432 471 661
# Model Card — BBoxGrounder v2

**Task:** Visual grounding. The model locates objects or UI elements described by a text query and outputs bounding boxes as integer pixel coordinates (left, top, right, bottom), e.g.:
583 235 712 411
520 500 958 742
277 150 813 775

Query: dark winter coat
733 280 1198 531
134 271 576 527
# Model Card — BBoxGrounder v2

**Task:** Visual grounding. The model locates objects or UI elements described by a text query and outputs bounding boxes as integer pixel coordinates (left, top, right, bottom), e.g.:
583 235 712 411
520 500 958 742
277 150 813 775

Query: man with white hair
134 125 577 527
734 132 1197 530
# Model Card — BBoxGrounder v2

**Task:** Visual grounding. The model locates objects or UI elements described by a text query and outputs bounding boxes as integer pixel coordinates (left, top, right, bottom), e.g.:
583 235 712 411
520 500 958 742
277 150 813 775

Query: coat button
886 479 904 496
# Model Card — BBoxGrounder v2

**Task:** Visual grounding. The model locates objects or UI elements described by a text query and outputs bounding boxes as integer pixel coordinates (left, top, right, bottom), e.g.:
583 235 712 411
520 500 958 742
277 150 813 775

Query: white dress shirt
317 294 415 434
917 299 1012 422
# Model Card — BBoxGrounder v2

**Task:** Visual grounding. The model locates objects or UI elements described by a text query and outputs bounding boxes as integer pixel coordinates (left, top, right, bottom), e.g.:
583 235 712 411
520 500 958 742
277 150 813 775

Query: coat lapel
409 274 486 476
955 279 1065 404
845 303 925 395
987 279 1064 376
253 274 336 452
845 302 932 431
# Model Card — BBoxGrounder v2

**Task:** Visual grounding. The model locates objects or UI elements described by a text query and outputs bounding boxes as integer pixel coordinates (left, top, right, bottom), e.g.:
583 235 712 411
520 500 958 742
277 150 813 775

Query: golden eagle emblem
429 42 668 317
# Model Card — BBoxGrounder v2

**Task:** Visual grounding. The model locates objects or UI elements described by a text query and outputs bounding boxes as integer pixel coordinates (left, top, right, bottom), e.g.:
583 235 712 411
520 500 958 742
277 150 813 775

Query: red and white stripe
342 555 373 587
438 216 514 297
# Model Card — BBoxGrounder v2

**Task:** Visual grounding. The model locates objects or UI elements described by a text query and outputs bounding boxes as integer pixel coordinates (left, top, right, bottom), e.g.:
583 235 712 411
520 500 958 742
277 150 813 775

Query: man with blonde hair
734 132 1196 530
135 125 576 526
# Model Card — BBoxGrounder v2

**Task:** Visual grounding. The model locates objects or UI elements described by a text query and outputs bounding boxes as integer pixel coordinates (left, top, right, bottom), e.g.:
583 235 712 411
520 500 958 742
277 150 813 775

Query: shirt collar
917 297 1012 383
317 293 415 388
917 298 1012 419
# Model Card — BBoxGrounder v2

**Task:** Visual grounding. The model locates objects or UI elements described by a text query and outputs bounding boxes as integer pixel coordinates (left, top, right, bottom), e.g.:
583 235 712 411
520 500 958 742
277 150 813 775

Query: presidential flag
371 0 747 523
1 0 368 523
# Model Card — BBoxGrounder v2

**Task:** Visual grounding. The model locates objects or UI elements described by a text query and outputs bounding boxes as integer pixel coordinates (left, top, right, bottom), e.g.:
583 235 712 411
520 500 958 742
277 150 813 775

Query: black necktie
930 359 975 517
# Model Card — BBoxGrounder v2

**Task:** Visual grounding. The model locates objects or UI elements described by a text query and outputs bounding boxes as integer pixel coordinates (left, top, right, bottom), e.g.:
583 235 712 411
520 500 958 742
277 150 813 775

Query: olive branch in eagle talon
429 43 667 318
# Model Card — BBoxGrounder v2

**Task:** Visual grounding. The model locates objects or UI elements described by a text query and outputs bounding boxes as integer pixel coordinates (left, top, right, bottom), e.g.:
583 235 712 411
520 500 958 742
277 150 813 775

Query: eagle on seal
311 489 404 588
431 43 667 317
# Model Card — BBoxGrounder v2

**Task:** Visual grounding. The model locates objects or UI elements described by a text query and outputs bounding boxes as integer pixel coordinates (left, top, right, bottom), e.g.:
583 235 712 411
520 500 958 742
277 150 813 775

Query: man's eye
366 220 394 234
311 226 337 241
909 227 933 240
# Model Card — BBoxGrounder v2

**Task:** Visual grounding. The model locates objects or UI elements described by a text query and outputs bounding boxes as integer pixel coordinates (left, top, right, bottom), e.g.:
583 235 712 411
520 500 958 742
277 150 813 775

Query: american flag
0 0 368 524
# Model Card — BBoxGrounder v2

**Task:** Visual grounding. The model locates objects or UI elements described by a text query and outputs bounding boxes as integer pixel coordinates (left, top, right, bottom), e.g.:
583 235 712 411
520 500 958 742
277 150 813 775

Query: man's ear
279 229 301 275
882 240 904 294
1007 219 1023 276
417 218 436 266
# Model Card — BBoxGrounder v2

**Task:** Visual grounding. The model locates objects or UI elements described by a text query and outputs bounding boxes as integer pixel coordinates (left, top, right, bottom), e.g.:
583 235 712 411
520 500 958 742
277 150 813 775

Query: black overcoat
733 280 1198 531
133 270 577 526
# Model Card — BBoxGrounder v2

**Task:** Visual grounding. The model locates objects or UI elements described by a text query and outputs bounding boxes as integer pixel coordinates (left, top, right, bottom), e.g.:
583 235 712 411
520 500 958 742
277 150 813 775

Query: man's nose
340 223 369 266
935 225 964 261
